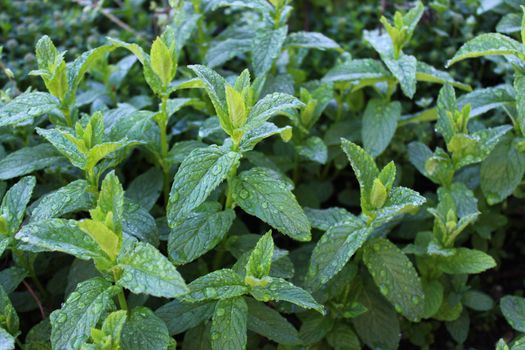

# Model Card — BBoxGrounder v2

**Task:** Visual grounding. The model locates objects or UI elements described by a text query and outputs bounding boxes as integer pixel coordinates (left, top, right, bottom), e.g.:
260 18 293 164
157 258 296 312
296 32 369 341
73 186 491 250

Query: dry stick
73 0 146 39
22 280 46 320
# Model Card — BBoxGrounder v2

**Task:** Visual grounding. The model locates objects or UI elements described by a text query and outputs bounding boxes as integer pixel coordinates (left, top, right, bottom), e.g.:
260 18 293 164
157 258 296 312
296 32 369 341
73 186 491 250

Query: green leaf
99 310 127 348
351 277 400 350
481 138 525 205
0 328 14 350
304 207 356 231
168 205 235 264
243 92 303 133
447 33 525 67
150 36 176 88
327 323 361 350
463 290 493 312
415 62 471 91
383 54 417 98
362 99 401 157
245 298 301 345
181 269 248 302
501 296 525 332
0 144 65 180
36 128 87 169
0 92 58 128
421 279 444 319
285 32 340 50
363 238 425 321
31 180 96 221
16 219 109 261
306 220 371 290
252 26 288 76
0 267 27 294
297 136 328 164
78 220 120 261
125 168 163 211
156 300 215 335
322 59 390 84
457 85 515 117
50 277 117 350
122 200 159 246
250 277 324 314
167 145 240 225
0 286 18 335
340 138 379 211
232 167 311 241
1 176 35 234
245 231 274 279
437 248 496 274
86 140 137 171
187 65 228 127
116 241 188 298
239 122 292 151
211 297 248 350
120 307 170 350
372 186 426 226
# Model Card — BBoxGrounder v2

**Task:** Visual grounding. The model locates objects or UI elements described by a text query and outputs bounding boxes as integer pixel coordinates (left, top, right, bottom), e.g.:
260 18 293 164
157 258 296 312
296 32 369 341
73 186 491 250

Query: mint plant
0 0 522 349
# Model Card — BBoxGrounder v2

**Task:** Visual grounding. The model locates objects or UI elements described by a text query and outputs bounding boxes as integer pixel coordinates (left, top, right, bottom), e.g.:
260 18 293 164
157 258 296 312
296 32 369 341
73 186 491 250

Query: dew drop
211 165 222 175
239 189 249 200
261 202 268 209
55 313 67 324
216 308 225 317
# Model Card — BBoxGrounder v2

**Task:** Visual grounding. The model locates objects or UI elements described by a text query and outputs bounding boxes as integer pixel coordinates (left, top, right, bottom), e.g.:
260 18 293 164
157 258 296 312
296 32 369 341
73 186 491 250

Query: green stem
117 289 128 311
225 162 239 209
159 95 171 205
16 338 25 350
61 106 73 127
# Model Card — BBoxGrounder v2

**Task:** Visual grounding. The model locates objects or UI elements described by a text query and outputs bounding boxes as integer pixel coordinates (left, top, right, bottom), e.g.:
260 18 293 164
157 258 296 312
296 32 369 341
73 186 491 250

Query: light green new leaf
306 220 371 291
50 277 118 350
168 205 235 264
340 139 379 211
437 248 496 274
0 92 59 128
363 238 425 321
86 140 137 171
252 26 288 76
501 296 525 332
150 37 176 88
16 219 109 261
285 32 340 50
78 220 120 261
447 33 525 67
211 297 248 350
232 167 311 241
245 231 274 279
362 99 401 157
181 269 248 302
1 176 35 234
0 144 65 180
250 277 324 314
120 307 170 350
31 180 97 221
117 241 188 298
243 92 303 133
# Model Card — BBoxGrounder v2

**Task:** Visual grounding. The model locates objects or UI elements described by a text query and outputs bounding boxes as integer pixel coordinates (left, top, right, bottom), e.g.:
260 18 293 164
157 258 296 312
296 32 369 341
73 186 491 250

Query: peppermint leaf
210 297 248 350
167 145 240 225
0 92 58 127
116 241 188 298
232 167 311 241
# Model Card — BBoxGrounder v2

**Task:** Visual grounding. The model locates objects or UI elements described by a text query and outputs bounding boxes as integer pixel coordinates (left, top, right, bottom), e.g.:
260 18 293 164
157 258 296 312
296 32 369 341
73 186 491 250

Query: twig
22 280 46 320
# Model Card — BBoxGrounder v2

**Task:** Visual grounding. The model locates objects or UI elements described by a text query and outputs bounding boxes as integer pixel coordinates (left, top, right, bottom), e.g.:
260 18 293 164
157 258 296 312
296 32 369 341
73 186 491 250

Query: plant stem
16 338 25 350
117 289 128 311
225 161 239 209
159 95 171 205
61 106 73 127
